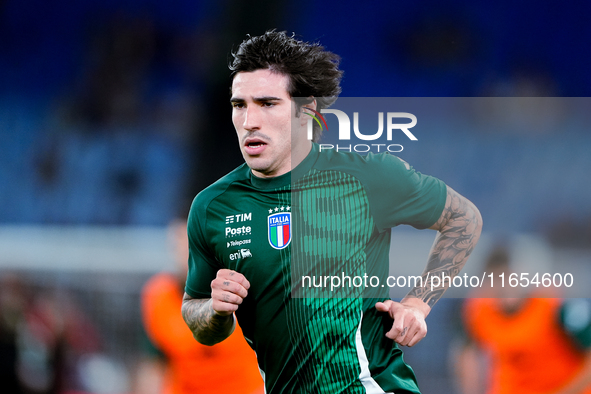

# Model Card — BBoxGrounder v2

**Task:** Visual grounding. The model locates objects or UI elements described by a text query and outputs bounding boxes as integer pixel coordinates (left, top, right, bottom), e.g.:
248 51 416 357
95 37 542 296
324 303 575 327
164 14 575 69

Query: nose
243 106 261 131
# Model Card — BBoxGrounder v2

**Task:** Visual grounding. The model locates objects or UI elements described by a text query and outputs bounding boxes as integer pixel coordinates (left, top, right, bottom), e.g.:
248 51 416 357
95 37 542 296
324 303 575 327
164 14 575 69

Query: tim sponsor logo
225 212 252 224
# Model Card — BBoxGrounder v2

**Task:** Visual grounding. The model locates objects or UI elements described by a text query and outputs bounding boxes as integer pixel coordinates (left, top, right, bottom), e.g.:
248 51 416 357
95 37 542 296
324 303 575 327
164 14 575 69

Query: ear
299 97 317 127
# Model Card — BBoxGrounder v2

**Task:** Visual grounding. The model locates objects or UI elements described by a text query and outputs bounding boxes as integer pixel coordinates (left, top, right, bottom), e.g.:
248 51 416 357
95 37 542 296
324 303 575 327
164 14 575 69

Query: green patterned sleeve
184 195 222 299
362 153 447 231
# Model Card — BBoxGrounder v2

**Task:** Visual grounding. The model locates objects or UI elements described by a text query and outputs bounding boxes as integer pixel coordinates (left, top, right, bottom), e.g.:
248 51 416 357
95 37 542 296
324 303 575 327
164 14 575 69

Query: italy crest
268 212 291 249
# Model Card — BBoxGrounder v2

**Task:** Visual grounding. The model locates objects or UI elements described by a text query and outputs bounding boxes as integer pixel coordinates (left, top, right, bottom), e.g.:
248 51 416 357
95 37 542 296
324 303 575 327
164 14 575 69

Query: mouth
243 138 268 155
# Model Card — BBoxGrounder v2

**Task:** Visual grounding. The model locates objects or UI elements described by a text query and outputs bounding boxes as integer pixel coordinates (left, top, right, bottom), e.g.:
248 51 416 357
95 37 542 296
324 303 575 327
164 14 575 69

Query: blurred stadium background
1 0 590 393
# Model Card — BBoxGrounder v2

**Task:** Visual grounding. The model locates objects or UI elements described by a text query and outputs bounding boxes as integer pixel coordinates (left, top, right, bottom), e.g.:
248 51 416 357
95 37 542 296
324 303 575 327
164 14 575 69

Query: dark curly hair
229 30 343 142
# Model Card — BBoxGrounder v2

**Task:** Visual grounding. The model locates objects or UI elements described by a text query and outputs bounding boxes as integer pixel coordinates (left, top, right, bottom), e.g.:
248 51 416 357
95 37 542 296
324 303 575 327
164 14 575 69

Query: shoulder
315 149 411 181
190 164 250 218
187 164 250 243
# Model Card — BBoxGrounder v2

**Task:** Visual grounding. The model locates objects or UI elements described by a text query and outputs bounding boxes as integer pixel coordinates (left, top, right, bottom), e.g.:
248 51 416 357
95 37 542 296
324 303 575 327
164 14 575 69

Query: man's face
231 69 310 178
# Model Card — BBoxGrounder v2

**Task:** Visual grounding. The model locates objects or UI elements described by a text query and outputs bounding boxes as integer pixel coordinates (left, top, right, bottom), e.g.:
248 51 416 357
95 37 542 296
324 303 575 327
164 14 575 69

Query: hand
375 298 430 347
210 269 250 316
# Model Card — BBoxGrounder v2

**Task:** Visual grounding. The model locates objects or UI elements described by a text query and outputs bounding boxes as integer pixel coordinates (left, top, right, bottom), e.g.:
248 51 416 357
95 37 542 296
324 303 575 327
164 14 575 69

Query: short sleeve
184 196 223 299
362 153 447 231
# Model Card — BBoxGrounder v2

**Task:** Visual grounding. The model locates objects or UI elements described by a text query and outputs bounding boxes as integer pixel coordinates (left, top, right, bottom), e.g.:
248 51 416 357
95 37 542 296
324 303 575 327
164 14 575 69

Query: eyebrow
230 96 283 103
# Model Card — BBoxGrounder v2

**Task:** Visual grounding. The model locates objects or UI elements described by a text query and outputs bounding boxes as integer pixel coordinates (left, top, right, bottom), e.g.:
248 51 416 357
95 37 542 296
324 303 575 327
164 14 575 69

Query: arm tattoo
406 186 483 307
181 295 234 346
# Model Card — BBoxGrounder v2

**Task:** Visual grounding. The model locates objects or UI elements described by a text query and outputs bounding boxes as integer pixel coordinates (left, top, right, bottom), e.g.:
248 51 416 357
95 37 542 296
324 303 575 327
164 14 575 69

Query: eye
231 102 245 109
262 101 276 107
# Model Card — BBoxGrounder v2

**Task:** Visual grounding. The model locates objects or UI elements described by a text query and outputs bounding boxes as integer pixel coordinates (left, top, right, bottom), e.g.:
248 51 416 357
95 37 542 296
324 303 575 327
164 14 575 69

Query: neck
291 139 313 172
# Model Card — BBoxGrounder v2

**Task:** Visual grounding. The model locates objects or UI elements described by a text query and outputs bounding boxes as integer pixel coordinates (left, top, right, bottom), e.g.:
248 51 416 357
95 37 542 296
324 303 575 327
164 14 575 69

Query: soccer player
181 30 482 393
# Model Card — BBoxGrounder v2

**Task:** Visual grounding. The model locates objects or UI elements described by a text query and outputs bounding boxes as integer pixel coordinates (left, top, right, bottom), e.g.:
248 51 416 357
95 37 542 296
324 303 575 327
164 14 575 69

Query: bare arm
407 185 483 308
376 186 482 346
181 269 250 346
181 294 235 346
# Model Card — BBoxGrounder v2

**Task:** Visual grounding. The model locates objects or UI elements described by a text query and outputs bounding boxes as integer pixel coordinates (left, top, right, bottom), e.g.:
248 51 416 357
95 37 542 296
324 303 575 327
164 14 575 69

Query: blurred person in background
0 273 102 394
0 273 27 393
140 216 264 394
458 246 591 394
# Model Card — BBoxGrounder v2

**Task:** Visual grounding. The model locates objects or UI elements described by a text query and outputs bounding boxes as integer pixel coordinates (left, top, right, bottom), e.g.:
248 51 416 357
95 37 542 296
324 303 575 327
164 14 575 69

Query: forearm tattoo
181 296 234 346
407 187 482 307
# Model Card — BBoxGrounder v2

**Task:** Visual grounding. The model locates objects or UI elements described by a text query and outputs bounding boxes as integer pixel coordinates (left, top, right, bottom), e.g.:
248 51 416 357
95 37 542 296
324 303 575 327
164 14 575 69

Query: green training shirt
185 143 447 393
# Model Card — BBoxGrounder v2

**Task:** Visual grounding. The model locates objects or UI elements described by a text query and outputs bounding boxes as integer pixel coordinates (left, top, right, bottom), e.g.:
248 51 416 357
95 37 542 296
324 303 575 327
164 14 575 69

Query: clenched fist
211 269 250 316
